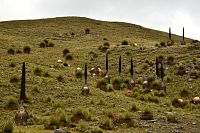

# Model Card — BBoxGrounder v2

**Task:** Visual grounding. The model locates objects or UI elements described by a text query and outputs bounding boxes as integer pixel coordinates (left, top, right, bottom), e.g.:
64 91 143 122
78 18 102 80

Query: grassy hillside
0 17 199 133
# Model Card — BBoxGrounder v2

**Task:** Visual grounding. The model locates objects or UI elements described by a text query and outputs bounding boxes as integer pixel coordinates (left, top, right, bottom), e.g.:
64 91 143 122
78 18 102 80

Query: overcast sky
0 0 199 39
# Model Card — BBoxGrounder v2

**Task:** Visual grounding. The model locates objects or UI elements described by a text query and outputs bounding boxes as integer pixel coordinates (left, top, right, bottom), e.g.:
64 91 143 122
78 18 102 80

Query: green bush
23 46 31 54
7 48 15 55
3 121 14 133
151 80 161 90
160 41 166 47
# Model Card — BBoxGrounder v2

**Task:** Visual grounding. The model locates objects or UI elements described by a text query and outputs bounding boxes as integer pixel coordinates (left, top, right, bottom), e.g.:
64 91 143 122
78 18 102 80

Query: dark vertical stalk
119 55 121 76
169 27 171 39
106 54 108 72
161 61 164 81
84 63 87 85
20 62 26 101
156 57 159 78
183 27 185 41
130 57 133 77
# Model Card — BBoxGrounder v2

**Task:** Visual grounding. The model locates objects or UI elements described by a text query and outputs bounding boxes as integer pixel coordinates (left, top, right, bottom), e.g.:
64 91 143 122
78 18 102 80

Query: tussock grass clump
71 108 90 123
181 41 186 45
130 103 138 112
160 41 166 47
65 54 73 60
9 76 19 83
9 62 16 68
96 79 107 91
45 109 70 129
3 121 14 133
180 89 190 97
140 108 154 120
190 70 199 78
57 75 65 83
75 69 83 78
44 116 59 130
39 40 55 48
63 48 70 57
167 39 174 46
164 76 172 83
118 113 134 127
39 42 46 48
48 42 55 47
176 65 186 76
98 42 110 52
151 80 161 90
44 72 50 77
91 127 103 133
23 46 31 54
7 97 18 109
7 48 15 55
16 50 22 54
122 40 128 45
112 77 122 90
147 96 159 103
154 90 166 97
171 97 186 108
166 114 177 123
100 119 113 130
167 55 175 65
85 28 90 34
34 68 42 76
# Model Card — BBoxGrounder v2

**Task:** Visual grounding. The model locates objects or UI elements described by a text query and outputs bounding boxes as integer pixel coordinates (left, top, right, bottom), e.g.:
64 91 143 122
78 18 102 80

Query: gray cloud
0 0 199 39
